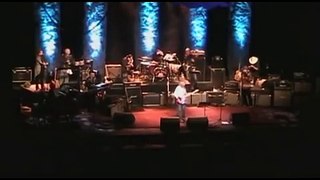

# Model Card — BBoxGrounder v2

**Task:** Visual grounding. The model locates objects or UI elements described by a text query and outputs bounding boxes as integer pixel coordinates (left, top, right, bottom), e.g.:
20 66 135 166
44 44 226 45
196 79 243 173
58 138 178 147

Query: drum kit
134 53 187 83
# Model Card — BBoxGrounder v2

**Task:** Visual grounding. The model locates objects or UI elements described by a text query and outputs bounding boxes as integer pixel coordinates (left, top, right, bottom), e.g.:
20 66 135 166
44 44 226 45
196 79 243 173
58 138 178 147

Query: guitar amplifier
274 87 292 107
142 92 161 106
294 81 312 93
254 93 272 107
12 67 32 83
207 91 224 105
191 93 202 105
224 91 239 105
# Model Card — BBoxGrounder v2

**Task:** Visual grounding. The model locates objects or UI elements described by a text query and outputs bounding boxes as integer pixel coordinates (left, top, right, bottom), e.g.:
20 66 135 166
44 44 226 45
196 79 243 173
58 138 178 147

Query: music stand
198 102 211 116
206 91 225 124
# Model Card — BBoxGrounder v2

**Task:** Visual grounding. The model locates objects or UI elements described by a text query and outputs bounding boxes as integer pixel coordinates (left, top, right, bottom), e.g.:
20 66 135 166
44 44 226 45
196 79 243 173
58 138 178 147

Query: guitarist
34 50 49 91
173 81 199 122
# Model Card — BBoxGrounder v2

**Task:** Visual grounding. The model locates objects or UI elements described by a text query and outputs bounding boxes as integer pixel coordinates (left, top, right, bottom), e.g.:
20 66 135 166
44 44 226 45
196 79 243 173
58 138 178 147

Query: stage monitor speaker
12 67 32 83
105 64 122 82
210 68 225 89
112 112 135 128
187 117 208 131
160 117 180 133
231 112 250 126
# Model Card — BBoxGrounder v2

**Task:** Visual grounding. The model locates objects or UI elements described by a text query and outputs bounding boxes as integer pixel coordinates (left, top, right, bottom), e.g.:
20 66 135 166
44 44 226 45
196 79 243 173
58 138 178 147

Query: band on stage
33 47 267 109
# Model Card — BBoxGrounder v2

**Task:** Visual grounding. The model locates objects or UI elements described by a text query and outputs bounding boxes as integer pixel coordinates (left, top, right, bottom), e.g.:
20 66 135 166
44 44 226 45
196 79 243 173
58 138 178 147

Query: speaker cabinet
207 91 225 105
160 117 180 133
194 56 206 81
231 112 250 126
112 112 135 128
294 81 312 93
187 117 208 131
143 92 160 106
274 88 292 107
191 93 202 105
197 81 213 91
210 68 226 89
224 91 239 105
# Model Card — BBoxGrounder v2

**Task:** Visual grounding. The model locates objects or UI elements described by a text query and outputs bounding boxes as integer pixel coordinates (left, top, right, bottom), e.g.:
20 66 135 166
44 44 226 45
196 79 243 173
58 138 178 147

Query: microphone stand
238 62 244 106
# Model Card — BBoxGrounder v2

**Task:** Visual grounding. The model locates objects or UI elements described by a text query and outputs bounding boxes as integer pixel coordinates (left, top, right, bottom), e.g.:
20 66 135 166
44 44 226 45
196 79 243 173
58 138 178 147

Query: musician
58 48 75 85
122 54 135 81
85 70 100 89
182 48 198 90
60 48 75 68
85 70 101 112
34 50 49 91
153 49 164 63
234 57 261 106
173 81 187 122
248 56 261 84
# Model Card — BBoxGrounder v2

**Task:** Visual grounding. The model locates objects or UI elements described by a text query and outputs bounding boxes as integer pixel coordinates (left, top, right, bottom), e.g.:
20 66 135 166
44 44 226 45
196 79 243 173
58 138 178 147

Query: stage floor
128 105 298 128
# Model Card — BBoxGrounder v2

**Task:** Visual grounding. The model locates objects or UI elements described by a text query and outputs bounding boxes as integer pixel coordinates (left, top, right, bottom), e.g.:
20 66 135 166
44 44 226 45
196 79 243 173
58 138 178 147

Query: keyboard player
83 70 100 112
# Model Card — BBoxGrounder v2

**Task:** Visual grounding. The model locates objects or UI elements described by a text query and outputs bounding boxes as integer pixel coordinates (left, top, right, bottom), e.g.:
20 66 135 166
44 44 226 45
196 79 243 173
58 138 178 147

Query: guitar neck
186 90 199 97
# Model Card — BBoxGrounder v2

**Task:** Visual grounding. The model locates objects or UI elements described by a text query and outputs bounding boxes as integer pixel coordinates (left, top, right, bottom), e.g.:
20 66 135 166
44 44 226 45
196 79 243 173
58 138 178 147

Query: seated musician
85 70 101 112
122 54 136 82
85 70 100 89
153 49 164 63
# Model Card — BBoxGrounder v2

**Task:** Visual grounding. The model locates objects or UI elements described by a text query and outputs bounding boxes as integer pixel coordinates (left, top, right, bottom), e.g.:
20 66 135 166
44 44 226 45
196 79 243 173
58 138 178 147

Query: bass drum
153 67 168 81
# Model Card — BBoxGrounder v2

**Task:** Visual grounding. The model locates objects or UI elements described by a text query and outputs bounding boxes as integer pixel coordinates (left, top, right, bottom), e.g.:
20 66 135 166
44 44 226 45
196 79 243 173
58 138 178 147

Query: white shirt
173 85 187 104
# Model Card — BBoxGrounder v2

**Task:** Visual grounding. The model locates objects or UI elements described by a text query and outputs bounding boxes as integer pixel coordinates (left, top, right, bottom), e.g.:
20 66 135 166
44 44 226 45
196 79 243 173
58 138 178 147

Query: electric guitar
175 89 199 104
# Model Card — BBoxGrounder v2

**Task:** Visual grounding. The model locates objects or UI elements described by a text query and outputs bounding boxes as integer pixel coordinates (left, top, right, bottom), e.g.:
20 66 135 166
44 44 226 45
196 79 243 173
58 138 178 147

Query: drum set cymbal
138 56 152 61
140 61 158 66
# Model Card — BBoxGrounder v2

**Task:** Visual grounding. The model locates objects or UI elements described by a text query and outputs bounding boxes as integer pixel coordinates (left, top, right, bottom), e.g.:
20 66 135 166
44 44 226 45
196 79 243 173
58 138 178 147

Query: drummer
152 49 164 64
122 54 134 80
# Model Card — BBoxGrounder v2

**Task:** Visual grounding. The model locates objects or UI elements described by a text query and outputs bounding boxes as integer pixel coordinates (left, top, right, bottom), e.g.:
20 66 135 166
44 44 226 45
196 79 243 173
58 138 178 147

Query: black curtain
250 2 320 78
60 2 84 59
158 2 189 59
106 2 139 63
206 7 229 67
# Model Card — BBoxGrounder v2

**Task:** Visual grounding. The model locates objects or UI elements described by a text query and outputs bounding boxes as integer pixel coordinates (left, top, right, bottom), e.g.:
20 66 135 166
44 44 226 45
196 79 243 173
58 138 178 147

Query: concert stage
73 105 299 138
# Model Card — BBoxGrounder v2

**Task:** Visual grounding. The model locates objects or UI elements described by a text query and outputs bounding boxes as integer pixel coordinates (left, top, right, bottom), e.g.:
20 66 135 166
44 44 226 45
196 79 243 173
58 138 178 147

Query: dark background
5 2 320 76
2 2 320 177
